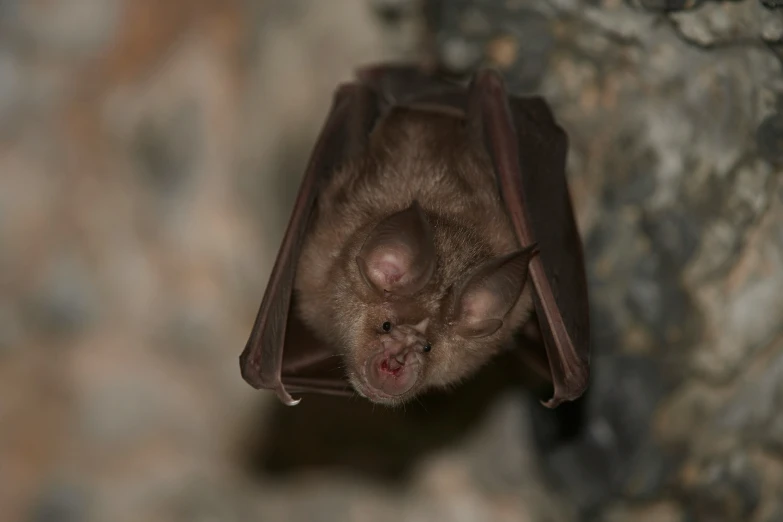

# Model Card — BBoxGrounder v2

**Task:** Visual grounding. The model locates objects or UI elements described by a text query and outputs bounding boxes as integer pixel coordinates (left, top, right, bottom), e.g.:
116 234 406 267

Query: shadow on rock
239 349 545 485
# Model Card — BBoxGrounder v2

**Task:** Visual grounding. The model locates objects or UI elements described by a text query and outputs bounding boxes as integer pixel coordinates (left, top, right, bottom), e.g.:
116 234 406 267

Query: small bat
239 64 590 408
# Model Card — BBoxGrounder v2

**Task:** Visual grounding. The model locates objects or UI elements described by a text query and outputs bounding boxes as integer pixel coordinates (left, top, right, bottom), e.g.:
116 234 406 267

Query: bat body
240 64 590 408
295 107 538 405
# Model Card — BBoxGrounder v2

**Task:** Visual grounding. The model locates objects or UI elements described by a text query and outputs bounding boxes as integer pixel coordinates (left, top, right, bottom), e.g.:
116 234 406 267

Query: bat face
296 191 538 405
336 282 537 406
339 249 537 406
346 308 431 405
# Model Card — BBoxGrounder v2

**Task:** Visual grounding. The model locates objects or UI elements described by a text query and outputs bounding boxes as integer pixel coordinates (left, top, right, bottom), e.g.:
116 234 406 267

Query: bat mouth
357 351 422 404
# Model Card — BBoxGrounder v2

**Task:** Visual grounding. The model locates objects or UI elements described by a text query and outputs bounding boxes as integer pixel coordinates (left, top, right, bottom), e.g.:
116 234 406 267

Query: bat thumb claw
275 384 301 406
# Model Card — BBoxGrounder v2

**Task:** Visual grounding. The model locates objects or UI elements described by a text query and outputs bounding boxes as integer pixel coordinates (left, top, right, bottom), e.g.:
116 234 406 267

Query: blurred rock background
1 0 782 521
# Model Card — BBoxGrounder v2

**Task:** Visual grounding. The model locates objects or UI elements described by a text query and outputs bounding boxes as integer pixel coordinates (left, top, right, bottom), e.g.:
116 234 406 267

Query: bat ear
453 245 537 338
356 200 436 296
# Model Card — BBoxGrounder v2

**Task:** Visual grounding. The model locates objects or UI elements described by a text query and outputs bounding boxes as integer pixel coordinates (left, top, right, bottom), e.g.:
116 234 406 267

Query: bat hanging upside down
239 64 590 408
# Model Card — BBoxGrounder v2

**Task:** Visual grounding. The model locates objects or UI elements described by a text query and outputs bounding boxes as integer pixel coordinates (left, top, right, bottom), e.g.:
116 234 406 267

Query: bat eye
382 321 392 332
423 343 432 353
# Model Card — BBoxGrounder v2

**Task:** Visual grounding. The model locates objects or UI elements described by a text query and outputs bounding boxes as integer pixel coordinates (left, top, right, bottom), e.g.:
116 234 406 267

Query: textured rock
712 340 783 447
682 451 763 521
425 1 555 91
603 501 686 522
531 354 672 512
757 111 783 165
669 1 783 46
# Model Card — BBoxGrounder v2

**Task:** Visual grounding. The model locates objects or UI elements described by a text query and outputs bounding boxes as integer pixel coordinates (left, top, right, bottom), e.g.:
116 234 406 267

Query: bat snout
362 348 422 401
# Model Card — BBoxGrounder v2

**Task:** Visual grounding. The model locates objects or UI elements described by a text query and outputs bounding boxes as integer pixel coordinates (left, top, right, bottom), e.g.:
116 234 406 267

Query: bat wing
466 70 590 408
239 83 379 405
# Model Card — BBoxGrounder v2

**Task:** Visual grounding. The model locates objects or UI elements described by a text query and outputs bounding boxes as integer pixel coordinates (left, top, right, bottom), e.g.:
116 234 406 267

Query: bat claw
275 384 301 406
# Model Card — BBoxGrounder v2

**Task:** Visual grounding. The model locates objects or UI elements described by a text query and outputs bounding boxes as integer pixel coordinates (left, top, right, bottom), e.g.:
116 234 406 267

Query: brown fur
294 107 534 404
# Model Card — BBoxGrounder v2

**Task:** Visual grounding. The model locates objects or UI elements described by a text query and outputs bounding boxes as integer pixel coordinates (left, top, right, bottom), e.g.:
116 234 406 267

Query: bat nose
382 342 417 365
382 328 426 358
364 345 422 398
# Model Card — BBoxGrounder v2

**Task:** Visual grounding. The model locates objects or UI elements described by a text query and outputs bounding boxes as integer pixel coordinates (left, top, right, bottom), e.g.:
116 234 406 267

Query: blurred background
1 1 782 521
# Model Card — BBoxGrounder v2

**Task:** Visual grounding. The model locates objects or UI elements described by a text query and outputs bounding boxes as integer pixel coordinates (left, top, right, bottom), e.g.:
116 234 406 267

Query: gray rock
460 392 532 494
670 0 783 47
13 0 121 58
685 157 774 285
715 348 783 444
370 0 419 24
683 452 762 521
132 103 202 199
497 9 555 93
531 355 672 514
0 49 24 134
633 0 706 11
440 36 483 73
427 2 555 91
28 481 88 522
761 11 783 41
603 501 686 522
0 0 20 36
690 198 783 381
165 479 251 522
26 252 100 337
757 112 783 165
0 300 23 355
761 502 783 522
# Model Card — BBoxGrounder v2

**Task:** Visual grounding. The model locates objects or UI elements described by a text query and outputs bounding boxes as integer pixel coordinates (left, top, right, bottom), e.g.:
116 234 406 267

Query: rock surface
1 0 781 521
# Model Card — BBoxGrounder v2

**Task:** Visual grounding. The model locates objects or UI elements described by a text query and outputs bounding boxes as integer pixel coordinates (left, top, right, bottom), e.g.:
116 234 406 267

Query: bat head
297 193 537 406
345 241 537 406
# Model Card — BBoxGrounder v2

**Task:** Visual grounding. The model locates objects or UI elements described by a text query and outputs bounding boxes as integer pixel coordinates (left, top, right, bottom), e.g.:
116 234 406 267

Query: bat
239 63 590 409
